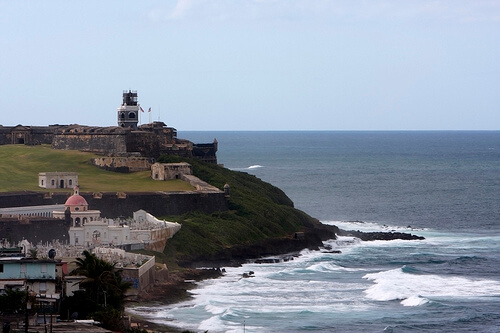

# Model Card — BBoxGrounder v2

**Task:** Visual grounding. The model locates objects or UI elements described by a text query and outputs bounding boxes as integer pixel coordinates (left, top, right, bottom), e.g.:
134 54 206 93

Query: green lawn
0 145 194 192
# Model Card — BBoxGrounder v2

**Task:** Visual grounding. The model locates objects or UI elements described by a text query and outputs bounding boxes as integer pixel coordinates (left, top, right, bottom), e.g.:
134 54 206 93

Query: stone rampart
0 123 217 163
91 156 155 173
0 190 228 218
0 216 70 245
52 132 128 154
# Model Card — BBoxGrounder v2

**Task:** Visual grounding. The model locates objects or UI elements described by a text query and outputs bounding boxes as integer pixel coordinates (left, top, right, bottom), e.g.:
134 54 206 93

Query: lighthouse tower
117 90 139 129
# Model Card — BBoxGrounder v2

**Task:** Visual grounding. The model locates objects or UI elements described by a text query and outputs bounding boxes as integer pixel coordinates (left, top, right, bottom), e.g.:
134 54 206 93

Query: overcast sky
1 1 499 130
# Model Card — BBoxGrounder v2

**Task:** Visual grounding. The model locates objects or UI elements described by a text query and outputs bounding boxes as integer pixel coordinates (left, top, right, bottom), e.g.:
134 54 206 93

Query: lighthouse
117 90 139 129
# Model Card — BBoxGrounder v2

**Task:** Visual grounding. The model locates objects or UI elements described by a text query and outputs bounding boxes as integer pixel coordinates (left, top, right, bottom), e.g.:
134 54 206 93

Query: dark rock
337 229 425 241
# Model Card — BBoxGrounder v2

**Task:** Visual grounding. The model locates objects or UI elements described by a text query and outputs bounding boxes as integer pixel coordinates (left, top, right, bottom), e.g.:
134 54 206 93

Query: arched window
128 112 136 119
121 113 125 119
69 179 73 186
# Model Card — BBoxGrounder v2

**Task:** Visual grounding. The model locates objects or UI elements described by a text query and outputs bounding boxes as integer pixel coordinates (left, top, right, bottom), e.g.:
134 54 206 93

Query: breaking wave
363 266 500 306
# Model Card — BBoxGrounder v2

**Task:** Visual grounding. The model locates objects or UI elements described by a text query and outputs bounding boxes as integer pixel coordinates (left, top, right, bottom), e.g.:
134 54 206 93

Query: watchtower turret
117 90 139 129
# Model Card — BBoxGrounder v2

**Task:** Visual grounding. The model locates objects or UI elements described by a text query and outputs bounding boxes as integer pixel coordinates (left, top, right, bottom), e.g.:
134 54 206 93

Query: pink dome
65 194 88 207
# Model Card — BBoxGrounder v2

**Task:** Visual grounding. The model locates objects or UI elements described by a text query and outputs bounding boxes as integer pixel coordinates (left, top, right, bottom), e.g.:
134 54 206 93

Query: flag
148 107 151 113
140 107 145 113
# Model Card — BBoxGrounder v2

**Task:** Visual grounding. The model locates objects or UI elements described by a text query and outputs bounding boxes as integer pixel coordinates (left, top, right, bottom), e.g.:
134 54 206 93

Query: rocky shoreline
128 223 425 332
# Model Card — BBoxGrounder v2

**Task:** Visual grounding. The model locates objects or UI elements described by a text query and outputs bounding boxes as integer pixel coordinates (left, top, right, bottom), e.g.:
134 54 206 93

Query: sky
1 0 499 130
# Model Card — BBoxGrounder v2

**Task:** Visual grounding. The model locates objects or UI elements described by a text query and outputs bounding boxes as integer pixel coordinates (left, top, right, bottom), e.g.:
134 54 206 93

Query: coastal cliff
156 156 423 270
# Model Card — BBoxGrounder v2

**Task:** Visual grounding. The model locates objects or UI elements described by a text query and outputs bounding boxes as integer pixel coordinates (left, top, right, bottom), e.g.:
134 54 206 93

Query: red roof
65 194 88 206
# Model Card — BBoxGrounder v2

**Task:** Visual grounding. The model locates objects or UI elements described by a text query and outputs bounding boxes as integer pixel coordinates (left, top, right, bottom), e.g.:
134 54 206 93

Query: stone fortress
0 90 229 244
0 90 218 164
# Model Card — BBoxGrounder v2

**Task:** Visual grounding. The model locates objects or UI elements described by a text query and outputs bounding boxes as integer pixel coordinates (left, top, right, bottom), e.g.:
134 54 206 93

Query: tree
72 250 131 310
68 250 132 331
0 287 26 313
28 248 38 259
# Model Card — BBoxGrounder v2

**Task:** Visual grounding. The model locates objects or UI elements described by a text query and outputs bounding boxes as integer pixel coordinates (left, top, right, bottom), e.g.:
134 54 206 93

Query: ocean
130 131 500 332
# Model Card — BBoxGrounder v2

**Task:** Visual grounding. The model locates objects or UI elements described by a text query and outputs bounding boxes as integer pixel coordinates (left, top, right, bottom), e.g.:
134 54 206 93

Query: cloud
170 0 194 19
146 0 500 24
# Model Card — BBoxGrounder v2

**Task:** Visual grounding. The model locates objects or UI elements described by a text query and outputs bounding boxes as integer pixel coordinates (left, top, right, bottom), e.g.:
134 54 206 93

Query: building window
51 180 55 186
20 264 27 274
41 264 47 273
128 112 136 119
69 179 73 186
0 264 3 273
39 282 46 293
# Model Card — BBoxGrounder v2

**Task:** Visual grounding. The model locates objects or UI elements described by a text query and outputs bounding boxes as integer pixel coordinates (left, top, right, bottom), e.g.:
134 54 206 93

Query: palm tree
73 250 131 309
28 248 38 259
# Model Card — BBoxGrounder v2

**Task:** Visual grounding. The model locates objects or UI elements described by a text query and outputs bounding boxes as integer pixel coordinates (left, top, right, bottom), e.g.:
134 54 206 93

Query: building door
60 180 64 188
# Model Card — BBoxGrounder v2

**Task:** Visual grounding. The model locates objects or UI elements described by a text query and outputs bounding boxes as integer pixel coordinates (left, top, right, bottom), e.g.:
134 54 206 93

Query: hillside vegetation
0 145 193 192
157 156 322 266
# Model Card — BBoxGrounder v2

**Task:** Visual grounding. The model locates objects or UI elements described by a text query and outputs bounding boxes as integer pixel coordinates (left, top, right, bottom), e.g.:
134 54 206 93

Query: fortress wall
0 191 228 218
86 191 228 218
26 128 55 145
0 192 71 208
91 156 154 173
126 131 161 157
52 133 128 154
0 217 70 245
0 130 12 145
0 126 58 145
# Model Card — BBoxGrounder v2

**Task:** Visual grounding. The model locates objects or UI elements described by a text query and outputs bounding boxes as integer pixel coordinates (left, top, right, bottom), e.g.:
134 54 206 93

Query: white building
53 186 181 250
0 204 65 218
38 172 78 189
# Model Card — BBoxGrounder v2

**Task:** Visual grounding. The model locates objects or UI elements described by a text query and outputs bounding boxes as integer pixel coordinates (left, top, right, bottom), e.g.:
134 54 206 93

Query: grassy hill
0 145 193 192
0 144 328 269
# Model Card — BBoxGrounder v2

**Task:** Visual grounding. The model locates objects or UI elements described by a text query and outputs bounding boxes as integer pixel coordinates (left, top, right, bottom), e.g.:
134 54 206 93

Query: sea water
130 131 500 332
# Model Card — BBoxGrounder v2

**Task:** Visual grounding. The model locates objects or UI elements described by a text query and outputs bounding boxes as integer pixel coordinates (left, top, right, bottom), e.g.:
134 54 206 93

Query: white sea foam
401 295 429 307
323 220 426 233
363 266 500 306
306 262 342 272
131 229 500 331
229 164 264 172
198 315 237 332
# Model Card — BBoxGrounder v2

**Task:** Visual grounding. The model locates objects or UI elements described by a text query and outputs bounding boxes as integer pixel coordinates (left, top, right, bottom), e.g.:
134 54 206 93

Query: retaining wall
0 191 228 218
